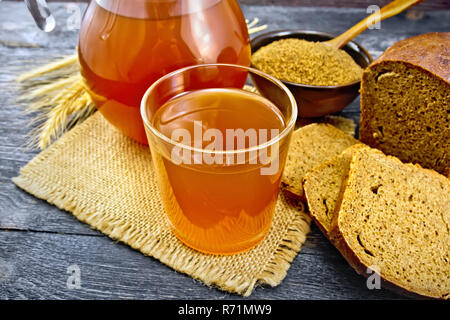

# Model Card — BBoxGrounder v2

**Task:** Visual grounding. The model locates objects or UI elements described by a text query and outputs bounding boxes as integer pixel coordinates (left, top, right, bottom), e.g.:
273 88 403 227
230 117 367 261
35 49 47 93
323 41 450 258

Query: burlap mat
13 112 311 297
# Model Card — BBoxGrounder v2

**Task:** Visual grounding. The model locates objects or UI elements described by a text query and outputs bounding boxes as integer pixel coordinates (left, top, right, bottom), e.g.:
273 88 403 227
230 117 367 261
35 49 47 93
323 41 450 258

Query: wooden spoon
325 0 423 49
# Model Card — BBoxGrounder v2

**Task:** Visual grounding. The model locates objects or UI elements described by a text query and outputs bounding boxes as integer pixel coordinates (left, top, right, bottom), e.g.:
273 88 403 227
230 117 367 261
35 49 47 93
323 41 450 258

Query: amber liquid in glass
150 88 287 254
78 0 250 144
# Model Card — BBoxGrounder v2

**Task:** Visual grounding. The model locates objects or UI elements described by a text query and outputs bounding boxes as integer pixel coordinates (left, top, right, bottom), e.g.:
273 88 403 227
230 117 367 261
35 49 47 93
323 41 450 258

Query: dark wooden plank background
6 0 450 10
0 1 448 300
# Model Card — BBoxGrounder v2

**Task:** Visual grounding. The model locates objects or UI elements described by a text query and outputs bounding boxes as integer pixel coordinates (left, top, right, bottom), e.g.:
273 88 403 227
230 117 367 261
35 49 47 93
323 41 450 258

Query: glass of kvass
141 64 297 254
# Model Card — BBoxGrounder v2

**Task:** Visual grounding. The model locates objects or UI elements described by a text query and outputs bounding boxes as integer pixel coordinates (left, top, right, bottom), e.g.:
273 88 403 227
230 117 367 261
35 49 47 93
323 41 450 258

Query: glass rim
140 63 298 155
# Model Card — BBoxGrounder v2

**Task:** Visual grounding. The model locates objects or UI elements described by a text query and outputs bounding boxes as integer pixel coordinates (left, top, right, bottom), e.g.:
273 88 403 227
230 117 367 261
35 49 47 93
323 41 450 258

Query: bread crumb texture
282 123 359 199
360 32 450 175
303 144 368 235
335 148 450 299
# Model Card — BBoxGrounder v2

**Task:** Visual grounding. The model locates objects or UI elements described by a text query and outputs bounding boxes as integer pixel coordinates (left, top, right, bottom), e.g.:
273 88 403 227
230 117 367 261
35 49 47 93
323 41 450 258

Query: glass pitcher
25 0 251 144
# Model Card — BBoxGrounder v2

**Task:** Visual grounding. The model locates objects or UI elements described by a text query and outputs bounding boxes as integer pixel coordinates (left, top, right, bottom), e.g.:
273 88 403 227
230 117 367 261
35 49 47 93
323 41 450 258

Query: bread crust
369 32 450 83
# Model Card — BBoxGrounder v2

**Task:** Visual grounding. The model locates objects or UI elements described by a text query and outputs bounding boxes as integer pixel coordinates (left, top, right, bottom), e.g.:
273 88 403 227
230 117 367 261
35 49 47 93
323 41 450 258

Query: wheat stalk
18 19 267 149
17 54 78 82
18 67 96 149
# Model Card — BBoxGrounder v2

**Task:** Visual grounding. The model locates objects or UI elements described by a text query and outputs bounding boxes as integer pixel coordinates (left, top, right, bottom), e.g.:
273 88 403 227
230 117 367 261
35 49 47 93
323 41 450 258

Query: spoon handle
326 0 423 49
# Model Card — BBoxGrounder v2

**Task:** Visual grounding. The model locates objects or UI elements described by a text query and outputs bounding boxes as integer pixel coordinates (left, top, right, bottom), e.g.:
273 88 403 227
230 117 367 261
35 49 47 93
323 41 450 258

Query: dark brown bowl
251 30 373 118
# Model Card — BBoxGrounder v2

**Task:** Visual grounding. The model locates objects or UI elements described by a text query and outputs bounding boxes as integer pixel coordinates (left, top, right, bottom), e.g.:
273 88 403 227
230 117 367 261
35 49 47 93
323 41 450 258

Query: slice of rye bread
282 123 360 199
330 148 450 299
359 32 450 175
303 144 368 236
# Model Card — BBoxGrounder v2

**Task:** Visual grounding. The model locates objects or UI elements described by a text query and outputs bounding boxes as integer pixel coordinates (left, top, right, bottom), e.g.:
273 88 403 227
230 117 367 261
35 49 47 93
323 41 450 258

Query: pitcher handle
24 0 56 32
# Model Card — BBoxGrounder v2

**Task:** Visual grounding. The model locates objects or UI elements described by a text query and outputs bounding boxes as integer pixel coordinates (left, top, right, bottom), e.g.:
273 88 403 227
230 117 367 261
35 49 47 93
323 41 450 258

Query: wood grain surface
5 0 450 10
1 1 448 300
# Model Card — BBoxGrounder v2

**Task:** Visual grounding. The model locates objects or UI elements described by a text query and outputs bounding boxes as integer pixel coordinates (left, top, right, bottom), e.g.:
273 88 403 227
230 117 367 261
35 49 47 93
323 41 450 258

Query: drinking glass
141 64 297 254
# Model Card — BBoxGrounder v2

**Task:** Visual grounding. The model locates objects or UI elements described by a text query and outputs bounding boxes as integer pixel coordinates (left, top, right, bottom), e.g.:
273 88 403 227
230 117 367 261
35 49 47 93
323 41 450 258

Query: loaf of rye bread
359 32 450 175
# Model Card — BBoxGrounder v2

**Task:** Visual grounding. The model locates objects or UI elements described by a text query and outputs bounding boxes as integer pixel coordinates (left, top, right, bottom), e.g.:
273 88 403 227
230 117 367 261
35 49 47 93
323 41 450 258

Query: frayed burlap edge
13 167 310 297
